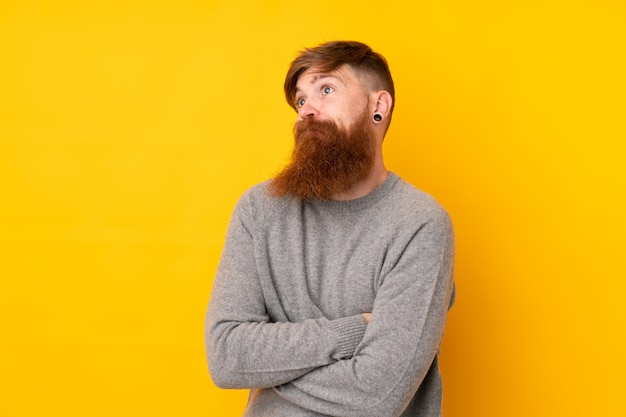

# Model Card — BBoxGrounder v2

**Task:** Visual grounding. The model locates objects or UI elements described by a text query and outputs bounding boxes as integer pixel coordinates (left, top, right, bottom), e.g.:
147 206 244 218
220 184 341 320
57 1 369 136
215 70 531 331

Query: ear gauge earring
373 113 383 123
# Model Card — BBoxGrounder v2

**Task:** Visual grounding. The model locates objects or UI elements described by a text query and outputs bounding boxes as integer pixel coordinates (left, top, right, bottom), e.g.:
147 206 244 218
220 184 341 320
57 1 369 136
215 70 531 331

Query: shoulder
234 180 295 226
387 174 452 225
382 178 456 262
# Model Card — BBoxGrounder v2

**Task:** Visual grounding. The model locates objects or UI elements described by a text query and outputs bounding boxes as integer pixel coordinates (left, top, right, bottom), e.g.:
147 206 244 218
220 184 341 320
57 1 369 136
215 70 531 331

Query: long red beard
269 111 375 201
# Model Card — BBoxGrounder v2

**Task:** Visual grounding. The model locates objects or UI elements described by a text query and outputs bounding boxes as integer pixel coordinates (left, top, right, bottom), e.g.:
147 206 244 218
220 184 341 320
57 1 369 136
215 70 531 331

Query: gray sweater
206 172 456 417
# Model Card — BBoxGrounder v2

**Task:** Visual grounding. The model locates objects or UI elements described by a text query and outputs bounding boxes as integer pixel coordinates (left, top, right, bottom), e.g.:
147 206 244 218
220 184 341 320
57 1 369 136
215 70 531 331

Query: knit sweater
205 172 456 417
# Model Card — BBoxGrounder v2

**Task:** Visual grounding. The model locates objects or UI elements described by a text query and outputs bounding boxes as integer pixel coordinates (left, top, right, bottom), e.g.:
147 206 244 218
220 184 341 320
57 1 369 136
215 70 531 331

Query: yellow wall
1 1 624 416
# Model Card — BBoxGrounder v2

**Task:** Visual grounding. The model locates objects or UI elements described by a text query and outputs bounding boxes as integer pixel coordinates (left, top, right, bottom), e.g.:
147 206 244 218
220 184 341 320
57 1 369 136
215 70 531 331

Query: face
293 65 372 130
268 65 381 201
268 98 376 201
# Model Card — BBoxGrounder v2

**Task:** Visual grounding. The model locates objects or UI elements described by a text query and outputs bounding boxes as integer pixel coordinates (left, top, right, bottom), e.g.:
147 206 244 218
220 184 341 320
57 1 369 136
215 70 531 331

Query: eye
296 97 306 108
322 85 333 95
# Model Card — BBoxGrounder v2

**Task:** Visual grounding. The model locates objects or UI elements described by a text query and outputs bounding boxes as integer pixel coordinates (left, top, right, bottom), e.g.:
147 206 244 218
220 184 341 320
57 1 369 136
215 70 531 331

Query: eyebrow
295 73 343 94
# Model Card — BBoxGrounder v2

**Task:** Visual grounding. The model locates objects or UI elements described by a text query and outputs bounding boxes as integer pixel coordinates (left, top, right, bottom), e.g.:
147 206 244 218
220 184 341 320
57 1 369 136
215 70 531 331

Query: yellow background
2 1 625 416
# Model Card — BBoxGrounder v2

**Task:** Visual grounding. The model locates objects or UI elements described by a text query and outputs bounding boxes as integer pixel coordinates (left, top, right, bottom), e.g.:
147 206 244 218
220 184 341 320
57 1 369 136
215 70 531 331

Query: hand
361 313 372 324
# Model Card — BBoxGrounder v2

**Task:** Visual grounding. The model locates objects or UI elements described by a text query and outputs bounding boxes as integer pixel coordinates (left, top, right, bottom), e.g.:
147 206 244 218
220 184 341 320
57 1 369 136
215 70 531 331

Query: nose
297 100 320 121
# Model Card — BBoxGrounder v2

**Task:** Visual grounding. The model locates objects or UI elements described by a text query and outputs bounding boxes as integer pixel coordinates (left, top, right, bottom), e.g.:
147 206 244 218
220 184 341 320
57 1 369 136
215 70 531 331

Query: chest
255 208 398 321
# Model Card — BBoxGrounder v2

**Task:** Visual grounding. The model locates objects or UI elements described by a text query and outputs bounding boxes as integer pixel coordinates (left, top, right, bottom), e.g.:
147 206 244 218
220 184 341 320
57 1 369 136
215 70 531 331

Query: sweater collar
309 172 400 212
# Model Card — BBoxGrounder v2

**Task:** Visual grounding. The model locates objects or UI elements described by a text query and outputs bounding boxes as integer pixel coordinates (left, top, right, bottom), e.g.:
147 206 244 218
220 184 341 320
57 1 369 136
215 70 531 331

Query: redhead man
206 40 455 417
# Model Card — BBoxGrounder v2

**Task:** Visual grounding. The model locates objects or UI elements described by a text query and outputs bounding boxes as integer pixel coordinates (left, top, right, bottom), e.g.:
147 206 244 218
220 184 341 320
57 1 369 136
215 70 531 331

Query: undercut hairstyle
284 40 395 116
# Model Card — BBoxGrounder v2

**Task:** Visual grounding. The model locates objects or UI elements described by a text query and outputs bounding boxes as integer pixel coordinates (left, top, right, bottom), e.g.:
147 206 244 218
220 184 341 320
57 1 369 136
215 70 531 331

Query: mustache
294 118 339 139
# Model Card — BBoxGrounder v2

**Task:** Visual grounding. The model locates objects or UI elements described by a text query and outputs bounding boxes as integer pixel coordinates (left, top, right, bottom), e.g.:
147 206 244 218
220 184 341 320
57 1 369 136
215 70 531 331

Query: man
205 40 456 417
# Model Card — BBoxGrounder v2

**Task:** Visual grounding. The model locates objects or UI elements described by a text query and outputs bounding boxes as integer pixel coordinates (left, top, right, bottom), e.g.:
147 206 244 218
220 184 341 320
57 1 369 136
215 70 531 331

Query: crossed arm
205 205 455 416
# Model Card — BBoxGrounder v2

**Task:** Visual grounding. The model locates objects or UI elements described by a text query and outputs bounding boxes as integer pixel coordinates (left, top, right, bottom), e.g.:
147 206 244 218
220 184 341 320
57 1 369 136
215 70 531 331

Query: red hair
284 41 395 116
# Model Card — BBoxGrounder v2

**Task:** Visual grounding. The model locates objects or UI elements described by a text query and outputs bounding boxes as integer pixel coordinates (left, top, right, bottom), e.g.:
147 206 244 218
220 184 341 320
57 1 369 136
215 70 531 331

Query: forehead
295 65 362 92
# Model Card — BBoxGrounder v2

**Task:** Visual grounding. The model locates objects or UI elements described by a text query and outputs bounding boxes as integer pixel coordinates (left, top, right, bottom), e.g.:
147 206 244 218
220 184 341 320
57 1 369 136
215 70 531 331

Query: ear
372 90 393 117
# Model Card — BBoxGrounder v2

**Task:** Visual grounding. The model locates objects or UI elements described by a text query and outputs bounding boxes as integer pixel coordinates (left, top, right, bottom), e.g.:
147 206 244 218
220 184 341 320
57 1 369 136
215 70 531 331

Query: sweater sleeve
273 209 456 417
205 195 368 389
